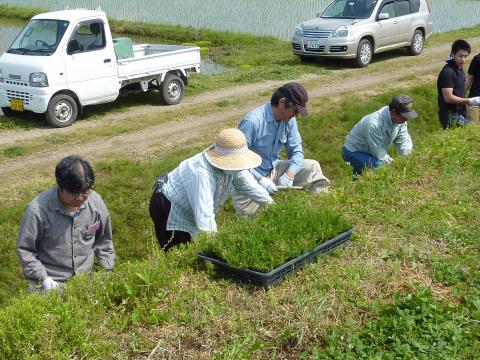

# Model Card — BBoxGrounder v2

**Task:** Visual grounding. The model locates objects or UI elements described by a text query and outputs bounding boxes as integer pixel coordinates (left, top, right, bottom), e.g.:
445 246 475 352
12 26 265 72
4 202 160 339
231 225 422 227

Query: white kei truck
0 9 201 127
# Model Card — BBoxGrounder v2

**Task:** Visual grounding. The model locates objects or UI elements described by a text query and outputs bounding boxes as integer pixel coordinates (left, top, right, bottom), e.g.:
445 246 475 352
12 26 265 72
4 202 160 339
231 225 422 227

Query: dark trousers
149 191 191 251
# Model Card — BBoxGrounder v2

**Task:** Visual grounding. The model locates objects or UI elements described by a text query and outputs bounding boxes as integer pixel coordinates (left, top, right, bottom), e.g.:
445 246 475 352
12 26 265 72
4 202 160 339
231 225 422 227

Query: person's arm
189 169 217 233
284 119 304 177
441 88 471 105
16 205 49 281
239 115 264 179
233 170 274 206
466 56 480 93
393 125 413 156
93 202 115 270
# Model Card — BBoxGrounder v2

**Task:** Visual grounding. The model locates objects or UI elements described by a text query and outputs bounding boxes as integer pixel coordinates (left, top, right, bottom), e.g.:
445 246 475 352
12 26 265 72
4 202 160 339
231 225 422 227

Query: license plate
10 98 24 111
307 40 321 49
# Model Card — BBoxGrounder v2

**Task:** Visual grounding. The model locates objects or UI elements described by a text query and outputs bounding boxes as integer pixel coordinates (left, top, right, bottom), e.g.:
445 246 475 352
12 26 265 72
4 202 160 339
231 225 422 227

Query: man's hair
271 87 295 108
451 39 471 55
55 155 94 192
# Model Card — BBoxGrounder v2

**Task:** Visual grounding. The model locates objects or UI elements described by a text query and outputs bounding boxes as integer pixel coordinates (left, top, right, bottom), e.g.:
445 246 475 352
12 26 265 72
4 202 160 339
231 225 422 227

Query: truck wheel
160 74 184 105
45 94 78 127
1 107 14 117
355 39 372 68
408 30 424 56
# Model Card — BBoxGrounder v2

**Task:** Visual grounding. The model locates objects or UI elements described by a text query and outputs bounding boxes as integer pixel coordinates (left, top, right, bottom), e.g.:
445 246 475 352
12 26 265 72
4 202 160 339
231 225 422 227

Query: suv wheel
355 39 372 68
408 30 424 56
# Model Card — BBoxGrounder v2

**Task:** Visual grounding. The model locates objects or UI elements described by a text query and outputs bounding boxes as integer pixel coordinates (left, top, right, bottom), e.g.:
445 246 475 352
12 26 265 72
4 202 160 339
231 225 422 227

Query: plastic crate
197 229 352 287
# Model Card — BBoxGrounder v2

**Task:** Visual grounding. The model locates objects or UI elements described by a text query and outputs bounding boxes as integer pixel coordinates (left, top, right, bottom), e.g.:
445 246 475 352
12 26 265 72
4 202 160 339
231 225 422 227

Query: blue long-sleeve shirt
343 106 413 161
239 103 304 177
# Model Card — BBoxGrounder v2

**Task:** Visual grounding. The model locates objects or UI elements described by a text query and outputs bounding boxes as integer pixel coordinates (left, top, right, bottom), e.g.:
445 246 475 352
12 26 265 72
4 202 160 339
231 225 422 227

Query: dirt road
0 38 478 181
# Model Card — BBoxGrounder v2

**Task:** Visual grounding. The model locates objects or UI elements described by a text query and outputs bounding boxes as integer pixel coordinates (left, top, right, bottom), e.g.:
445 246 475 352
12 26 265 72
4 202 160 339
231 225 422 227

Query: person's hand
469 97 480 106
258 177 277 194
278 173 294 187
382 154 394 164
42 277 61 291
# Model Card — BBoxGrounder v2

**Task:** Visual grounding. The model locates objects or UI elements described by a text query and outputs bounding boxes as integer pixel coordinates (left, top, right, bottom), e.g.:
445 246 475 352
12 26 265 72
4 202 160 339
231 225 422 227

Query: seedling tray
197 229 352 287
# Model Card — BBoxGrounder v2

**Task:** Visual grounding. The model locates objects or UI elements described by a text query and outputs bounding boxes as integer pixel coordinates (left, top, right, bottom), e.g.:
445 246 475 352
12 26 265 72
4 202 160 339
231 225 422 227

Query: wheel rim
53 100 72 123
360 43 371 65
167 81 181 100
413 32 423 53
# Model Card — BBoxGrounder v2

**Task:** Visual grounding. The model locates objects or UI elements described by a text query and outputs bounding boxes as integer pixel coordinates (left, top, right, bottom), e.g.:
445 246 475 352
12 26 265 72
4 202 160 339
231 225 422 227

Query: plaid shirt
17 187 115 282
161 152 272 235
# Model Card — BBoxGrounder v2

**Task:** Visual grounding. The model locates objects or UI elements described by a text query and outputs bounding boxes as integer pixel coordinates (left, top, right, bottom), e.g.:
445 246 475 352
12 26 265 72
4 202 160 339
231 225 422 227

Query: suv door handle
104 58 111 63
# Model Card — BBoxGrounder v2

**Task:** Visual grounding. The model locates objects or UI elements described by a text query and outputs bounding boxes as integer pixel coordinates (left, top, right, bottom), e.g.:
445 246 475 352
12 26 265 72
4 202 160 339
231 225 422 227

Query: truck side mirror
67 40 81 54
378 13 390 20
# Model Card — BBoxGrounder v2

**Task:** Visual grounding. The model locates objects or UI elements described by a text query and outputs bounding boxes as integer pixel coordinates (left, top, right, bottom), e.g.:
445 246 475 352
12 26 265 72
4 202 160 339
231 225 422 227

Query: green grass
198 192 352 271
1 83 480 358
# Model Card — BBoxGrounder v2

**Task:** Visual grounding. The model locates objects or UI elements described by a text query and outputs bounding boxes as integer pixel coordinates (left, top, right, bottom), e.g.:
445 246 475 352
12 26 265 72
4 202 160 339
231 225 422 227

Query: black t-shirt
437 60 466 114
468 53 480 97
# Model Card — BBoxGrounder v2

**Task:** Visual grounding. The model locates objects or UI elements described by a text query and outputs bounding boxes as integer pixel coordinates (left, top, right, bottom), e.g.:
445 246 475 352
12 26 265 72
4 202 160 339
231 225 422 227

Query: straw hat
204 128 261 170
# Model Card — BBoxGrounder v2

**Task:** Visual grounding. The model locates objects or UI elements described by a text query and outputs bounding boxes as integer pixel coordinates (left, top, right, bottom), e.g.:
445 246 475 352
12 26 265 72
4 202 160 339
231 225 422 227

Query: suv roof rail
64 6 103 11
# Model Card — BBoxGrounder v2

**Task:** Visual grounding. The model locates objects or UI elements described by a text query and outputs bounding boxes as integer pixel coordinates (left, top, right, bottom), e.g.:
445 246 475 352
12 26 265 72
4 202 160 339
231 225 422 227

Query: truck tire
1 107 14 117
45 94 78 127
160 74 184 105
355 39 372 68
408 29 424 56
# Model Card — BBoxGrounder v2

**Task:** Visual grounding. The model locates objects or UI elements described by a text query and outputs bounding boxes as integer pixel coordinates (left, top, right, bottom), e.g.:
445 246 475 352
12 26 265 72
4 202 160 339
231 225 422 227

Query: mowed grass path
1 83 479 358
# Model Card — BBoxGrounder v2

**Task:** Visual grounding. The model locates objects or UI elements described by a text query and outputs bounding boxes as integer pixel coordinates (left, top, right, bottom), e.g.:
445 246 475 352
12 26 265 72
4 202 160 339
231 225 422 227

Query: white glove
42 277 61 291
382 154 394 164
278 173 294 187
258 177 277 194
468 97 480 106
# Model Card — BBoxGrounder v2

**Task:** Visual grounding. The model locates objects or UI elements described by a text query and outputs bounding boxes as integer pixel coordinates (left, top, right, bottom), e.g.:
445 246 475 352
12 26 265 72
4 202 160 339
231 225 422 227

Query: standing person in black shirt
466 51 480 122
437 39 480 129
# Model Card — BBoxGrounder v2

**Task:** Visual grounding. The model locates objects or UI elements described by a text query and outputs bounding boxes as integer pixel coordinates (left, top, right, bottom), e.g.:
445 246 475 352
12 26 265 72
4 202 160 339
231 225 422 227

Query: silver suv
292 0 433 67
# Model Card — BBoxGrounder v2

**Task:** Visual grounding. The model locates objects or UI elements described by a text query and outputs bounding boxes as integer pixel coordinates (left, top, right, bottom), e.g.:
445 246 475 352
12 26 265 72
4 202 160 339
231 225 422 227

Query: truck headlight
331 25 349 38
0 69 3 83
294 25 303 36
29 72 49 87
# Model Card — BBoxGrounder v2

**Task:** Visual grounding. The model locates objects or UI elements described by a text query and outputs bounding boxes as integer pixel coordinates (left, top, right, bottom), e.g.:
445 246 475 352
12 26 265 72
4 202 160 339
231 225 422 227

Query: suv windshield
7 19 69 56
322 0 378 19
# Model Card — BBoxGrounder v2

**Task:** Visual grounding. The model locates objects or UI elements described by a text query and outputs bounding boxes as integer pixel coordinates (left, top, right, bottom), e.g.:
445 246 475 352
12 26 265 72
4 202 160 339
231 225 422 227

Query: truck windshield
7 19 69 56
322 0 377 19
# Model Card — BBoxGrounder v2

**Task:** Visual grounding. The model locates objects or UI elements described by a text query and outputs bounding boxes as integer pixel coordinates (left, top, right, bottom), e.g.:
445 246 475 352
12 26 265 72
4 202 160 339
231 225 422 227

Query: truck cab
0 10 200 127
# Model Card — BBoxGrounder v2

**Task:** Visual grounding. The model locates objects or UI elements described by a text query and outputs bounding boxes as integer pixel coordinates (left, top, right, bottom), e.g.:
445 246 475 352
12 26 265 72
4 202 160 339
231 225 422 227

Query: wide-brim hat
204 128 261 170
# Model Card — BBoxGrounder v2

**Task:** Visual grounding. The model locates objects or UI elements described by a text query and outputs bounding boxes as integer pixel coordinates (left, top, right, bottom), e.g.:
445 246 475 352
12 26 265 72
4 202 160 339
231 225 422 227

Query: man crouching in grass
17 155 115 293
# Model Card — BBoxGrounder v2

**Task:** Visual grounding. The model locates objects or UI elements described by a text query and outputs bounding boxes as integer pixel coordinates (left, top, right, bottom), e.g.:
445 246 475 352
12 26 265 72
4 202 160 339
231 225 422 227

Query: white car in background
292 0 433 67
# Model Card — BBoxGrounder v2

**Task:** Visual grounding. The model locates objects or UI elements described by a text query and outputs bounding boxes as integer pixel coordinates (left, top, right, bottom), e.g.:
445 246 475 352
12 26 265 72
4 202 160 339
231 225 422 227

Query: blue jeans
342 146 382 175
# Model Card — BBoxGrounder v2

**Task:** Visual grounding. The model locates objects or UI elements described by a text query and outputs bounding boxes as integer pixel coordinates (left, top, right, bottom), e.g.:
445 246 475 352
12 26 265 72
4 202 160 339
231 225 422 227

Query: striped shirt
161 152 272 235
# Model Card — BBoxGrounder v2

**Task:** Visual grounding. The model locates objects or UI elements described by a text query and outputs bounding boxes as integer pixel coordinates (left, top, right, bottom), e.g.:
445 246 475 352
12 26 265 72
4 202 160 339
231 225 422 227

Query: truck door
394 0 414 44
64 20 118 103
375 1 398 49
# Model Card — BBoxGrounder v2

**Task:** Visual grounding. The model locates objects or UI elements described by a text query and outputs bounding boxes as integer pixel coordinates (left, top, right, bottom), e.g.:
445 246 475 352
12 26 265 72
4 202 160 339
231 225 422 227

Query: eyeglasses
68 188 93 199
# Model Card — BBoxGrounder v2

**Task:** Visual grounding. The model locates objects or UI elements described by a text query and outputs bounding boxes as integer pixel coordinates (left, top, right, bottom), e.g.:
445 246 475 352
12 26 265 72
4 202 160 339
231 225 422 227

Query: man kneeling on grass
342 94 417 178
17 155 115 293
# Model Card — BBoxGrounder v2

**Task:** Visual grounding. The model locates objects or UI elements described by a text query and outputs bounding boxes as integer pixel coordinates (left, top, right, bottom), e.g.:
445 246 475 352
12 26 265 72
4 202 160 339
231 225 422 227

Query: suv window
67 21 105 54
410 0 420 12
395 0 411 16
322 0 378 19
379 2 395 17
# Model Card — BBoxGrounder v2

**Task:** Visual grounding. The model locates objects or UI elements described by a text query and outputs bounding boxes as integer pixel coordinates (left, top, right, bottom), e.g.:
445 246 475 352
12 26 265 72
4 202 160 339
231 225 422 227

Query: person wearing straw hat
149 128 273 251
342 94 417 178
234 82 330 217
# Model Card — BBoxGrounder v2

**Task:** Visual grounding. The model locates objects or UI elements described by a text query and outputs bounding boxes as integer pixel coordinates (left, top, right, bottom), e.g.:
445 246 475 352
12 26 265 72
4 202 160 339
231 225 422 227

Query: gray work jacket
17 187 115 282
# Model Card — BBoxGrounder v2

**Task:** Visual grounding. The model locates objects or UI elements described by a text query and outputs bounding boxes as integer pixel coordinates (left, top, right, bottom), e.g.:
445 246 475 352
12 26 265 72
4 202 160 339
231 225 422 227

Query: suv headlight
331 25 350 38
294 25 303 36
29 72 49 87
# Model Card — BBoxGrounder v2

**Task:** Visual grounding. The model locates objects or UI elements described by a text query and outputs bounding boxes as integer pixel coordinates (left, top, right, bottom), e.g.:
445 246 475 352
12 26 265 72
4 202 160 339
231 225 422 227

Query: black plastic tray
197 229 352 287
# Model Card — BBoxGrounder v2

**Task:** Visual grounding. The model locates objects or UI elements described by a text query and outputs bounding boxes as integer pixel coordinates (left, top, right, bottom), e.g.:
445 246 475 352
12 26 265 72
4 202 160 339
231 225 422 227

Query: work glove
258 177 277 194
42 277 61 291
278 173 294 187
382 154 394 164
469 97 480 106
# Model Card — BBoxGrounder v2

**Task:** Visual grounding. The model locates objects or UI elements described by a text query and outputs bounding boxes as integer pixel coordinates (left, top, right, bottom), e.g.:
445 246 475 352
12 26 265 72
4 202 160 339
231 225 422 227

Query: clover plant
197 192 352 271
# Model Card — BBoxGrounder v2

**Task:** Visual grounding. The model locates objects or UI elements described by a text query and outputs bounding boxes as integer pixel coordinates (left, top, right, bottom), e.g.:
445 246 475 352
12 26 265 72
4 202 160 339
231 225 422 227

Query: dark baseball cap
282 82 309 116
390 94 418 120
